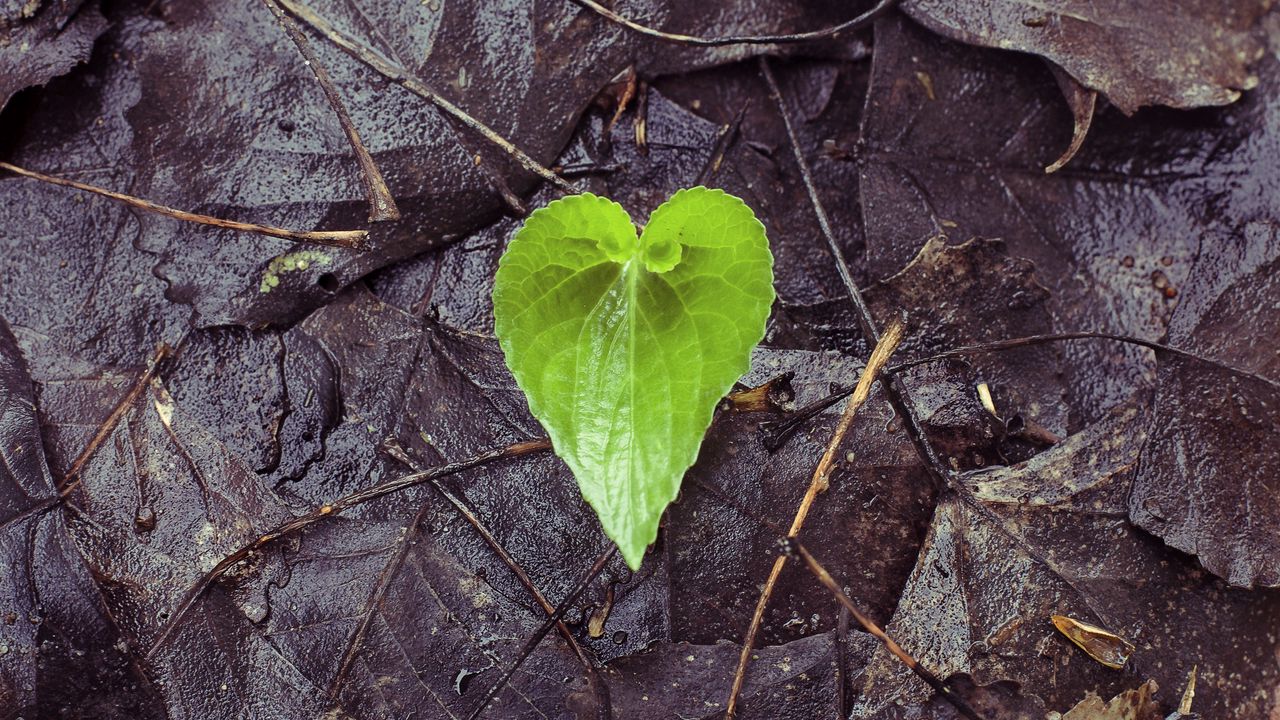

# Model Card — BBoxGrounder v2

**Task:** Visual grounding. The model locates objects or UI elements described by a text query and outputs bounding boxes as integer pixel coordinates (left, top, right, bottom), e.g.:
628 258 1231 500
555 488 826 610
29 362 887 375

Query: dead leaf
902 1 1270 113
1129 221 1280 587
0 0 107 110
1051 615 1134 669
1058 679 1161 720
848 405 1280 717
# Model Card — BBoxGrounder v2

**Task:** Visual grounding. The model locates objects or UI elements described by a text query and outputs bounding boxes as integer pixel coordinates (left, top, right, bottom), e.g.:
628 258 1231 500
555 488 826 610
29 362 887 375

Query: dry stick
0 162 369 249
724 319 904 719
694 105 747 187
467 547 617 720
756 55 982 717
278 0 576 195
383 441 612 720
58 343 175 497
785 538 983 720
454 372 795 719
757 56 954 485
259 0 400 222
767 329 1280 449
144 438 551 660
889 331 1280 389
567 0 897 46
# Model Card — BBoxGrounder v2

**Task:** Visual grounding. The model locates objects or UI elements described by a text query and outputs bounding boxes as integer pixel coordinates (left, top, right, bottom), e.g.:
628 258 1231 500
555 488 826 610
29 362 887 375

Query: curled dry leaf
1051 615 1135 670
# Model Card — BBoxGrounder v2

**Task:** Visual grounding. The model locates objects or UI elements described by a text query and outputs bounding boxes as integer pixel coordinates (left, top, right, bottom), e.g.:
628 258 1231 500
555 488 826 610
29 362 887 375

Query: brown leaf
1059 679 1161 720
902 1 1269 114
1129 221 1280 587
0 0 107 110
849 405 1280 716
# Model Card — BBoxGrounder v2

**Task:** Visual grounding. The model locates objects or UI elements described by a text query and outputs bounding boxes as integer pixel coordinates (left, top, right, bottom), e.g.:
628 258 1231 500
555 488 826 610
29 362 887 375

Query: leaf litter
1 1 1279 718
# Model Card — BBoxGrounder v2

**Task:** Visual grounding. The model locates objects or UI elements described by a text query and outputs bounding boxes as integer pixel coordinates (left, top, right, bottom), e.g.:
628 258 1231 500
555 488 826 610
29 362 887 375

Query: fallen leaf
604 632 841 719
902 1 1270 113
1128 221 1280 587
856 14 1276 420
0 319 161 718
1051 615 1134 670
1059 679 1161 720
848 405 1280 716
0 0 107 109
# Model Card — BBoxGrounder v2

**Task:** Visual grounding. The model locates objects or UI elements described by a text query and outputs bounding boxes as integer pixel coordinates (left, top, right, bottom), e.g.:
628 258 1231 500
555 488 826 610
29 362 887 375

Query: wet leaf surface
1129 221 1280 588
0 0 866 342
850 406 1280 717
2 2 1280 718
902 1 1270 114
603 632 841 719
0 320 160 719
0 0 107 110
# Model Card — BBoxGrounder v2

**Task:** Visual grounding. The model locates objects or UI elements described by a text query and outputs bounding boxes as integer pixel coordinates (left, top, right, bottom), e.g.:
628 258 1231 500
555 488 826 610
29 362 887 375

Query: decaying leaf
0 319 160 718
1129 222 1280 588
857 15 1280 421
849 405 1280 716
1058 679 1161 720
902 1 1271 114
604 633 841 719
3 2 1280 717
0 0 107 110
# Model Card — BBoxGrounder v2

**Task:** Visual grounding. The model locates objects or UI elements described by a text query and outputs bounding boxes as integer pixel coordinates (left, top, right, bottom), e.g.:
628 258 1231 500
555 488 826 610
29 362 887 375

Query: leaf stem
765 330 1280 450
258 0 400 222
277 0 576 195
0 161 370 249
383 440 612 720
565 0 897 47
466 547 617 720
144 437 551 660
58 342 177 497
725 319 904 718
785 538 984 720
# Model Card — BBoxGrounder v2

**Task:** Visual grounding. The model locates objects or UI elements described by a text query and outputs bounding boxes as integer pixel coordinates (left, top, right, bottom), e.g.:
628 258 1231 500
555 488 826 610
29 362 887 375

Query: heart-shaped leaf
493 188 775 569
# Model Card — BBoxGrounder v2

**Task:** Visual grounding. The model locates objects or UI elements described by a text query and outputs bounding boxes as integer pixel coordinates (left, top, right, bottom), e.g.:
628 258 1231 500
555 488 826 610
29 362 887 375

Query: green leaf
493 188 775 569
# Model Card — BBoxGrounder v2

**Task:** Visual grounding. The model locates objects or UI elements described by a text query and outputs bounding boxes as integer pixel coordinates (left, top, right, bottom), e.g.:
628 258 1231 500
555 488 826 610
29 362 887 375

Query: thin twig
383 441 611 720
259 0 400 222
887 331 1280 388
785 538 984 720
567 0 896 46
695 105 747 187
144 438 551 659
467 547 617 720
278 0 576 195
766 330 1280 448
0 162 370 249
58 343 176 497
725 320 904 718
759 55 954 486
756 54 1034 720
